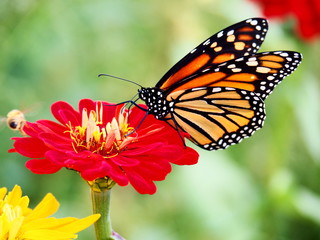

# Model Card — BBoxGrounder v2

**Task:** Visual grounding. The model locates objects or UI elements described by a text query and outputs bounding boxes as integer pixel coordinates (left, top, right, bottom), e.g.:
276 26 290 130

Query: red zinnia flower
10 99 198 194
251 0 320 41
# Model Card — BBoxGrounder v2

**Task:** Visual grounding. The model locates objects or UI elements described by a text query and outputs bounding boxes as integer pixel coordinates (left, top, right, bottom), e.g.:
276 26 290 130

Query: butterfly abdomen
138 87 174 120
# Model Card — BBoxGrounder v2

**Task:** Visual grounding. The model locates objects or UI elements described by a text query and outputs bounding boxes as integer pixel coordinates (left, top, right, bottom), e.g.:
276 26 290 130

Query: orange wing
156 18 268 91
165 51 302 100
165 87 266 150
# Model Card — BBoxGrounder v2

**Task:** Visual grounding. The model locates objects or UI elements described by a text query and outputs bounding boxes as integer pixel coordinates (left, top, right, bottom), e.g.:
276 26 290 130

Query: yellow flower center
67 102 137 158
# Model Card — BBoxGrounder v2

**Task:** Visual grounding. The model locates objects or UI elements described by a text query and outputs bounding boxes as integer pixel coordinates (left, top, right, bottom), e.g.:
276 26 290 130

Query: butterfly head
138 87 173 120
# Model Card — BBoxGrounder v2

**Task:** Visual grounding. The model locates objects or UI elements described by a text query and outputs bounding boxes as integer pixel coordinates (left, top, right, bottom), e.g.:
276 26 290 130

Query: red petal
78 161 112 181
170 147 199 165
125 168 157 194
127 160 171 181
124 142 165 156
39 132 72 151
78 99 96 113
51 101 81 126
111 155 140 167
45 150 68 164
36 120 67 134
8 148 16 153
13 137 48 158
26 158 62 174
102 161 129 186
102 103 119 124
128 105 149 127
79 99 118 124
22 122 45 137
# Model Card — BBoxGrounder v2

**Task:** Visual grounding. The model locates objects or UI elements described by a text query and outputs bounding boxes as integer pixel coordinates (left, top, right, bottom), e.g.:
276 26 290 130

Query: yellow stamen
66 103 137 158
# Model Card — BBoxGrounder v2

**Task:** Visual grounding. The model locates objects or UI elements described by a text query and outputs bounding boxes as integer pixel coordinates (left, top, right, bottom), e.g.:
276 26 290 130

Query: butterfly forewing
166 87 266 150
157 18 269 92
210 51 302 100
166 51 302 99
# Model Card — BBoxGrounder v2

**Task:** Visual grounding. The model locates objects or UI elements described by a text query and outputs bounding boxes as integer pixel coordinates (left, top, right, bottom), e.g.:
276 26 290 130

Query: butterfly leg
125 111 149 137
162 116 187 148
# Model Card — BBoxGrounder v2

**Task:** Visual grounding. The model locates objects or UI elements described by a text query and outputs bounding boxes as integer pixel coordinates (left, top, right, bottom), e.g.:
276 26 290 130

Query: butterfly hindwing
166 87 266 150
157 18 269 92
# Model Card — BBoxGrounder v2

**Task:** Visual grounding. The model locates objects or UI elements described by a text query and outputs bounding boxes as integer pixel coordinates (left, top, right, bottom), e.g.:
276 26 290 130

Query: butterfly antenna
98 73 143 88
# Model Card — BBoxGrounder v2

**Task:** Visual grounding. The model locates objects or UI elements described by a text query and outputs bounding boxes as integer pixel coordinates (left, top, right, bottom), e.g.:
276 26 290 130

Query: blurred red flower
10 99 198 194
251 0 320 40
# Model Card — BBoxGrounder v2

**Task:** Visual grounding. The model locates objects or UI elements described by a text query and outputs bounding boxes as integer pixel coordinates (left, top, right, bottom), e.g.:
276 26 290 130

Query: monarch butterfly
127 18 302 150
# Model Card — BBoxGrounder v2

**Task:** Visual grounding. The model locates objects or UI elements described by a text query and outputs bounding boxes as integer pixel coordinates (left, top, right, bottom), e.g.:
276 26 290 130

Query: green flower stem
91 187 114 240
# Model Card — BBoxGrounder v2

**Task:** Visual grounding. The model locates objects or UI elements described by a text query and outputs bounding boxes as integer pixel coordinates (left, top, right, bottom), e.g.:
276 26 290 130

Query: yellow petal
26 193 59 220
5 185 22 206
19 196 30 214
0 215 10 239
57 214 100 233
8 217 24 240
22 217 76 230
21 229 77 240
0 187 7 200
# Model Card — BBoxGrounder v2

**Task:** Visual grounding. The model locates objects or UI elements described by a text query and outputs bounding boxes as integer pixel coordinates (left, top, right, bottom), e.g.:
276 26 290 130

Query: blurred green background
0 0 319 239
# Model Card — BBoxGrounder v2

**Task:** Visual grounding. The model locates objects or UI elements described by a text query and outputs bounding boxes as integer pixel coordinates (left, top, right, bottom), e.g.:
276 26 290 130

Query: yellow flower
0 185 100 240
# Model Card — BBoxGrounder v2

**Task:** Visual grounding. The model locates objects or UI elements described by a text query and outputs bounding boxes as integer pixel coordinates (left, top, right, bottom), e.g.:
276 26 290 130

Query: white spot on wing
251 20 258 26
192 87 206 91
227 30 234 36
203 39 211 45
190 48 197 54
217 31 224 38
256 67 270 73
247 61 258 66
232 68 242 72
212 88 222 93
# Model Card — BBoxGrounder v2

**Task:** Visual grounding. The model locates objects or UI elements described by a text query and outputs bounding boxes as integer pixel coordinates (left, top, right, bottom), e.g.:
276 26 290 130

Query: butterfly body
137 18 302 150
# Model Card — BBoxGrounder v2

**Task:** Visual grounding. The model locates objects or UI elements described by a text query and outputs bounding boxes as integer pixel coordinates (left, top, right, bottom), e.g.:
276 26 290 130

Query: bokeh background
1 0 319 239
